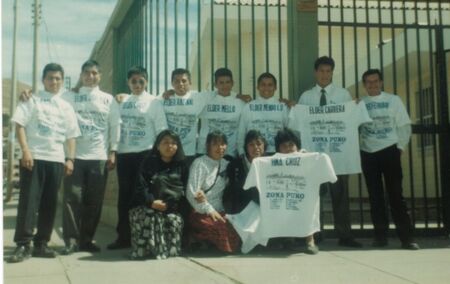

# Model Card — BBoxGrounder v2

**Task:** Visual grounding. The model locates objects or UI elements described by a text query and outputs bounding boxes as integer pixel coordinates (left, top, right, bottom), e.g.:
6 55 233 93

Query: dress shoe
401 242 420 250
60 243 79 255
79 242 101 253
8 245 32 263
107 240 131 250
338 238 363 248
305 244 319 255
32 243 57 258
372 238 388 247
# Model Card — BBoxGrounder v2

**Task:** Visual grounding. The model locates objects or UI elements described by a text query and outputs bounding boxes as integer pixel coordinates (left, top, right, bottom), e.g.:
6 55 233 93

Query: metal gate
107 0 450 236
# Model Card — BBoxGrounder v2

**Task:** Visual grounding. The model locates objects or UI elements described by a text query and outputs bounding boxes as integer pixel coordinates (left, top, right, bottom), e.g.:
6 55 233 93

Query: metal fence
109 0 450 236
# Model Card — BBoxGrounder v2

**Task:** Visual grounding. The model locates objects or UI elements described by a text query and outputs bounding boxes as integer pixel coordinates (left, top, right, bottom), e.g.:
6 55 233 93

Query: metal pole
5 0 19 203
32 0 40 93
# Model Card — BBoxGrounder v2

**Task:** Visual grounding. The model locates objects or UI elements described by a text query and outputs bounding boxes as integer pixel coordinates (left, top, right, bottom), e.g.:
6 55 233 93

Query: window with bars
415 86 434 148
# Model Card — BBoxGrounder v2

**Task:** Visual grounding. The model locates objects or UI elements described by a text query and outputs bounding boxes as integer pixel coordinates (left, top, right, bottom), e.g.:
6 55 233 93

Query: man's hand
151 200 167 212
19 89 33 102
194 191 206 203
115 93 127 103
64 159 74 176
106 151 116 170
208 210 226 223
162 89 176 99
21 150 34 171
237 94 252 103
279 98 296 108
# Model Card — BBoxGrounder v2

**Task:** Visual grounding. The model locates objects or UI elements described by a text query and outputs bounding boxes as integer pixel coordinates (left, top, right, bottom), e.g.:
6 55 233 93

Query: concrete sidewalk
3 192 450 284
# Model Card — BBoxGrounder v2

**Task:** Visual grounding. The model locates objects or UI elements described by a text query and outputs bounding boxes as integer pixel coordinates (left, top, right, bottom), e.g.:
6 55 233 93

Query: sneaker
60 242 79 255
8 245 32 263
107 240 131 250
79 242 101 253
32 244 57 258
401 242 420 250
338 238 363 248
305 244 319 255
372 238 388 247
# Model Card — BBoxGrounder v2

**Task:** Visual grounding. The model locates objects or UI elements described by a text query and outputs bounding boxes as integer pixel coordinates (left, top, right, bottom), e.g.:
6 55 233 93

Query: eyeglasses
130 79 146 85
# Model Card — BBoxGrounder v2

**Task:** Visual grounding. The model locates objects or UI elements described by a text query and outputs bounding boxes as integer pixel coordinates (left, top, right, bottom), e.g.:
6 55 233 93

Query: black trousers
320 174 354 240
115 150 150 243
62 159 108 245
14 160 63 246
361 144 414 243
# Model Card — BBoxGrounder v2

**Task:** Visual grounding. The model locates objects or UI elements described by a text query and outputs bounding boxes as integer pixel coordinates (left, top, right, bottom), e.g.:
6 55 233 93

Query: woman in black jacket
129 129 188 260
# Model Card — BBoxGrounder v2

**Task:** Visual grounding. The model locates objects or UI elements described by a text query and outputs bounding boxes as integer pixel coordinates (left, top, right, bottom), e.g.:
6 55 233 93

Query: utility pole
32 0 41 93
5 0 19 202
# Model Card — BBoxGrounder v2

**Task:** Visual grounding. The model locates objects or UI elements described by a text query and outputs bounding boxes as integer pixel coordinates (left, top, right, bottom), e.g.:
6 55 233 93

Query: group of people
8 55 419 263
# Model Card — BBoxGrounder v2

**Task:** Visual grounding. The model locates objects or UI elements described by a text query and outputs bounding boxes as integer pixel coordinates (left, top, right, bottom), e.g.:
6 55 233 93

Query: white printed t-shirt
241 152 337 240
197 91 245 156
61 86 121 160
160 91 209 156
11 90 80 164
237 96 289 154
118 91 168 154
288 101 372 175
360 92 412 153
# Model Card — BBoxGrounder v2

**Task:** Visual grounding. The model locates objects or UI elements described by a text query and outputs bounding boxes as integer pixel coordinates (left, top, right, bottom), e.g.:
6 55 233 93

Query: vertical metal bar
377 0 384 75
365 0 371 68
340 0 345 87
265 0 269 71
156 0 160 93
238 1 242 95
251 0 256 97
415 0 429 229
390 0 397 94
277 0 283 98
164 0 168 90
175 0 178 69
197 1 201 89
185 0 189 69
149 0 153 93
210 0 215 89
224 0 228 68
327 0 332 56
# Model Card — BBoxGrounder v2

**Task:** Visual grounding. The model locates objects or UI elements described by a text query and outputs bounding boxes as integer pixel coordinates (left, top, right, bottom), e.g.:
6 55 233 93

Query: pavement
3 192 450 284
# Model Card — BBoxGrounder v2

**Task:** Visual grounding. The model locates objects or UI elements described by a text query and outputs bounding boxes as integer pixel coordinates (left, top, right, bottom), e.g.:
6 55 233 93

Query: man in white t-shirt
9 63 80 263
360 69 419 250
296 56 362 248
60 60 121 254
237 72 289 155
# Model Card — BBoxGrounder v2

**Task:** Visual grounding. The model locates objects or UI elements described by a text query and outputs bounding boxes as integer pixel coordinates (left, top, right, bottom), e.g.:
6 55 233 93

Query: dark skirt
129 206 183 259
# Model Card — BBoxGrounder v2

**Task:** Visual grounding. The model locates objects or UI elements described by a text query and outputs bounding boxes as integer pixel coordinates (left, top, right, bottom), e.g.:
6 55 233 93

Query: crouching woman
129 130 188 260
187 131 240 253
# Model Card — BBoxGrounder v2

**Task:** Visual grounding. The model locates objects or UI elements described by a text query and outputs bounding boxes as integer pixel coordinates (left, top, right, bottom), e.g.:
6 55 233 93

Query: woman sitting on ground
225 130 267 214
129 130 188 260
186 130 241 253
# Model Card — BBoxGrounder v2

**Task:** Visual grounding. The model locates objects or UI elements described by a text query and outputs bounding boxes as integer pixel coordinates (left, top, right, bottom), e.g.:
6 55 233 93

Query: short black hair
214 68 233 83
275 128 301 152
127 66 148 80
314 56 335 71
244 130 267 157
257 72 277 87
151 129 185 162
171 68 191 83
81 59 101 73
362 69 383 82
206 130 228 149
42 63 64 80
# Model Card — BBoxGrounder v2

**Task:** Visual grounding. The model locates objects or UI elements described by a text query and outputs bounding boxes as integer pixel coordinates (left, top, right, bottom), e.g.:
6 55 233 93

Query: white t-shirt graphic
118 92 168 153
360 92 411 153
228 152 337 252
198 91 245 156
237 96 289 154
61 87 121 160
288 101 372 174
12 90 80 164
160 91 209 156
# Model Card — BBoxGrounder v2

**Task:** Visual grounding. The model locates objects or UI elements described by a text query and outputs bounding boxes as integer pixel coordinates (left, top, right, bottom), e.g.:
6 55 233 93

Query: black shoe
60 243 79 255
32 244 57 258
8 245 32 263
79 242 101 253
401 242 420 250
338 238 363 248
372 238 388 247
107 240 131 250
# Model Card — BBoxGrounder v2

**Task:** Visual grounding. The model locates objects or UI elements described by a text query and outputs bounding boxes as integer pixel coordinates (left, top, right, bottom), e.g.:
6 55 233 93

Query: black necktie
320 89 327 106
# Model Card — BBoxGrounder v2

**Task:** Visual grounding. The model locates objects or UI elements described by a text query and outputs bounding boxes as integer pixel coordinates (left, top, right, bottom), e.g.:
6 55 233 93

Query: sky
2 0 117 88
